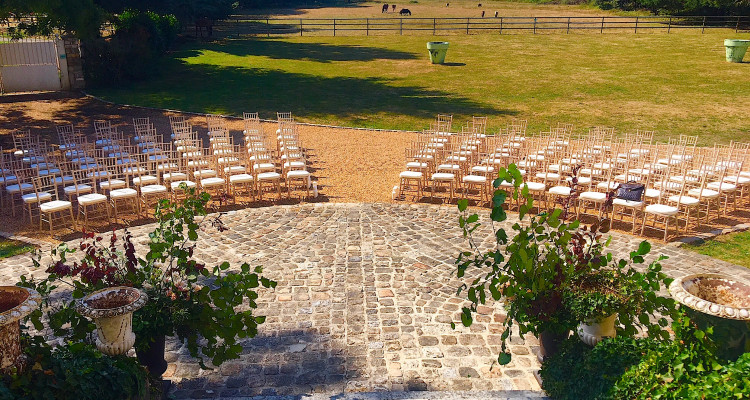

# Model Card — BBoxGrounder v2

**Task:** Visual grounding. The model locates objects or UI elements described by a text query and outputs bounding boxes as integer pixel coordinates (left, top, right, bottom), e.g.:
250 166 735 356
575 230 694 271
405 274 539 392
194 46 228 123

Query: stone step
199 391 548 400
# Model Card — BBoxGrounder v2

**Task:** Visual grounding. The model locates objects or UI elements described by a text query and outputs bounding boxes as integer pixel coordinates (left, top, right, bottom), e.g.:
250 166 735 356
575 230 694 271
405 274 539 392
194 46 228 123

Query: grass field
685 230 750 269
91 29 750 144
0 238 33 259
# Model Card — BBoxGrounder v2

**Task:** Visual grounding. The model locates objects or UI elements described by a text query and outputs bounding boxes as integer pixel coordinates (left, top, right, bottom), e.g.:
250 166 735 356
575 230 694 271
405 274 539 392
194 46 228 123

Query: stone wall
62 37 85 90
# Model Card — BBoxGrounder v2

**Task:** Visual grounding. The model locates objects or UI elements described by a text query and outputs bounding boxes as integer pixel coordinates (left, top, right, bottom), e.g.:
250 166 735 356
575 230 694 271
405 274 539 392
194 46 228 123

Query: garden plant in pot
453 164 674 364
18 186 277 381
0 286 41 372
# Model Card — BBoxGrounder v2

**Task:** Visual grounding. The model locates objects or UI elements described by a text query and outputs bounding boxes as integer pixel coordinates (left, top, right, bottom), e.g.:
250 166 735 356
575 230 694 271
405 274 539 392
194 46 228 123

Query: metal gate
0 35 62 93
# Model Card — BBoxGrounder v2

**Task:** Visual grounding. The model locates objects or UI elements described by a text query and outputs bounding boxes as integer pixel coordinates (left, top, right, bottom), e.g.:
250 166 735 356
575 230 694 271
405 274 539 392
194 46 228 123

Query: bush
83 10 179 86
0 342 149 400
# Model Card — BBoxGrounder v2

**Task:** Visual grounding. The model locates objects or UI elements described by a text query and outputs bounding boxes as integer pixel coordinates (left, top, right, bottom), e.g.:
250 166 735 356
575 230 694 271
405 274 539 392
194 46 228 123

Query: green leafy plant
19 185 277 368
0 341 150 400
453 164 673 365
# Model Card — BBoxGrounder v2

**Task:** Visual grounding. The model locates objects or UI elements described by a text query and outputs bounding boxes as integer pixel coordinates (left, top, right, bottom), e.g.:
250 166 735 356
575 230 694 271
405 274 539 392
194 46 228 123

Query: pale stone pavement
2 203 748 399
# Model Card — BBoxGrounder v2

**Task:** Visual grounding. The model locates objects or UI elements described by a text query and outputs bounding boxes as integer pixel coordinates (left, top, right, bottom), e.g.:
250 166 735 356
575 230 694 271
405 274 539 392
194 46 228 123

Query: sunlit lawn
0 238 33 259
684 230 750 269
91 30 750 144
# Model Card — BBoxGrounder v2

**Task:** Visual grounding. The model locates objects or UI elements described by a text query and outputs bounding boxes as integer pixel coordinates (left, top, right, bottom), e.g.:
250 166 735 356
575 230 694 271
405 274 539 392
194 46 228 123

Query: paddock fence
203 15 749 38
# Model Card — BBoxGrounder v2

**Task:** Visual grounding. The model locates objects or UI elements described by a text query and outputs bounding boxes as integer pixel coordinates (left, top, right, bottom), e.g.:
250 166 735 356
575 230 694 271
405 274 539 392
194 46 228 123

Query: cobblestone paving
2 203 749 399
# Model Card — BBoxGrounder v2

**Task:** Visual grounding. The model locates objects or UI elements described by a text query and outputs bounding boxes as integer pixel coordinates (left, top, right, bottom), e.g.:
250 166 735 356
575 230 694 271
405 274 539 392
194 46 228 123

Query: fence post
500 17 503 34
266 18 270 37
702 16 706 33
400 18 403 35
600 17 604 33
366 18 369 36
467 18 470 34
534 17 537 34
667 16 671 33
567 17 570 34
300 19 303 36
433 18 436 35
333 19 336 36
634 16 638 33
737 16 742 33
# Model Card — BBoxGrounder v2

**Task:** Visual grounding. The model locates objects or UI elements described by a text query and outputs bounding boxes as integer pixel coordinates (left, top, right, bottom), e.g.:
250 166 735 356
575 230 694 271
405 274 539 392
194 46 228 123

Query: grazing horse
392 4 397 12
399 8 411 16
382 3 389 13
481 10 485 17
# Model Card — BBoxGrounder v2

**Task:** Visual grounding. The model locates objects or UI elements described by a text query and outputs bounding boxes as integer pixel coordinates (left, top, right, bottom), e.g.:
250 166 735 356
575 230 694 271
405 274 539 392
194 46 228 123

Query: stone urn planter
669 274 750 361
136 334 168 377
427 41 449 64
77 286 147 356
577 313 617 346
0 286 41 371
725 39 750 63
537 330 569 363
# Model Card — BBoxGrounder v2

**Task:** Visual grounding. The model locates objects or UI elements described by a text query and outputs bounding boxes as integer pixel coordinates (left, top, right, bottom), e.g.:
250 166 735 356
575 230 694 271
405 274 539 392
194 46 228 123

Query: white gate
0 36 63 93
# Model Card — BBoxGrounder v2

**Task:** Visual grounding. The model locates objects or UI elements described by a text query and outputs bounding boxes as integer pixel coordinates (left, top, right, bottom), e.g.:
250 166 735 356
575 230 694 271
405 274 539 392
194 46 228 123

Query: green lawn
685 230 750 269
91 30 750 144
0 238 33 259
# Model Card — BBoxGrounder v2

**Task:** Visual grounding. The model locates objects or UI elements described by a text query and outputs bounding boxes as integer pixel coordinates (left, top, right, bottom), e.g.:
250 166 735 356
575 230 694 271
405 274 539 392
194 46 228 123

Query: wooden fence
206 15 749 37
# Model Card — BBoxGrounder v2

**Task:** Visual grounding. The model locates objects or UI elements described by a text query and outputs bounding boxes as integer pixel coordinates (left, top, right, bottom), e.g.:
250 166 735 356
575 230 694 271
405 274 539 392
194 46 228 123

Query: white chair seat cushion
201 177 226 187
524 182 546 191
22 192 52 203
64 184 92 195
133 176 159 186
287 170 311 179
400 171 422 179
99 179 127 190
110 188 138 199
141 185 168 195
253 163 276 172
78 193 108 206
613 198 644 208
163 172 187 181
229 174 254 184
668 195 700 206
548 186 572 196
257 172 282 181
194 169 217 179
535 172 560 181
54 176 75 184
40 200 72 213
6 183 33 193
124 167 147 174
437 164 460 172
687 188 720 199
406 162 428 169
225 165 247 174
567 176 592 185
579 192 606 202
707 182 737 192
645 188 661 198
724 176 750 185
171 181 197 190
597 181 619 190
462 175 485 183
0 175 18 184
471 166 494 174
645 203 679 216
432 173 455 181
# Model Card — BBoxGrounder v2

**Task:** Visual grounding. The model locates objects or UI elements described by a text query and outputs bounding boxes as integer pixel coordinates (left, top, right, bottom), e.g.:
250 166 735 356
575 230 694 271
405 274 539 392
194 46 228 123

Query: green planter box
725 39 750 63
427 41 449 64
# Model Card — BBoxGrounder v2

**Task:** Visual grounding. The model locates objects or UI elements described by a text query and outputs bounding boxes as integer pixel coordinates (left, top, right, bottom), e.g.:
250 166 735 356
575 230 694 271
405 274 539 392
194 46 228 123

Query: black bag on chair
616 181 645 202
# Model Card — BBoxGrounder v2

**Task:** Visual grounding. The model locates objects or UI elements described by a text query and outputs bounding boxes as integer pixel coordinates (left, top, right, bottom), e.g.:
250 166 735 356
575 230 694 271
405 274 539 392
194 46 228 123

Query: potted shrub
19 186 277 379
454 164 674 364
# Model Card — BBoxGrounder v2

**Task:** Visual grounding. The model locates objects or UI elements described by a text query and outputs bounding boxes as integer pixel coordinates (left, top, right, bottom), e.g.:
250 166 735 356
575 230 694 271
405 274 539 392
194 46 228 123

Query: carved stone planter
76 287 147 356
0 286 41 371
577 313 617 346
669 273 750 360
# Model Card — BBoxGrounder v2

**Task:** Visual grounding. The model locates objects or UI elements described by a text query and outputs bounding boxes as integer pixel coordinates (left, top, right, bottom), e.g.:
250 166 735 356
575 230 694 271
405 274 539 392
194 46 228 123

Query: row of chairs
2 113 315 233
397 116 750 240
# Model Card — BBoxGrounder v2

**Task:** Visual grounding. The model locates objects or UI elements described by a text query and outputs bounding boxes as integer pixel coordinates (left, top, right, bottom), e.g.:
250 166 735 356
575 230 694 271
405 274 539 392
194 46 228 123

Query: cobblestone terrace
1 203 748 399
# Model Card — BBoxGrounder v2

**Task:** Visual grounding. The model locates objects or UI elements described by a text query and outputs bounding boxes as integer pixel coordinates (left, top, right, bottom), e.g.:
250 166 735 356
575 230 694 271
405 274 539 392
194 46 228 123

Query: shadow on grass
102 57 513 123
188 38 418 63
